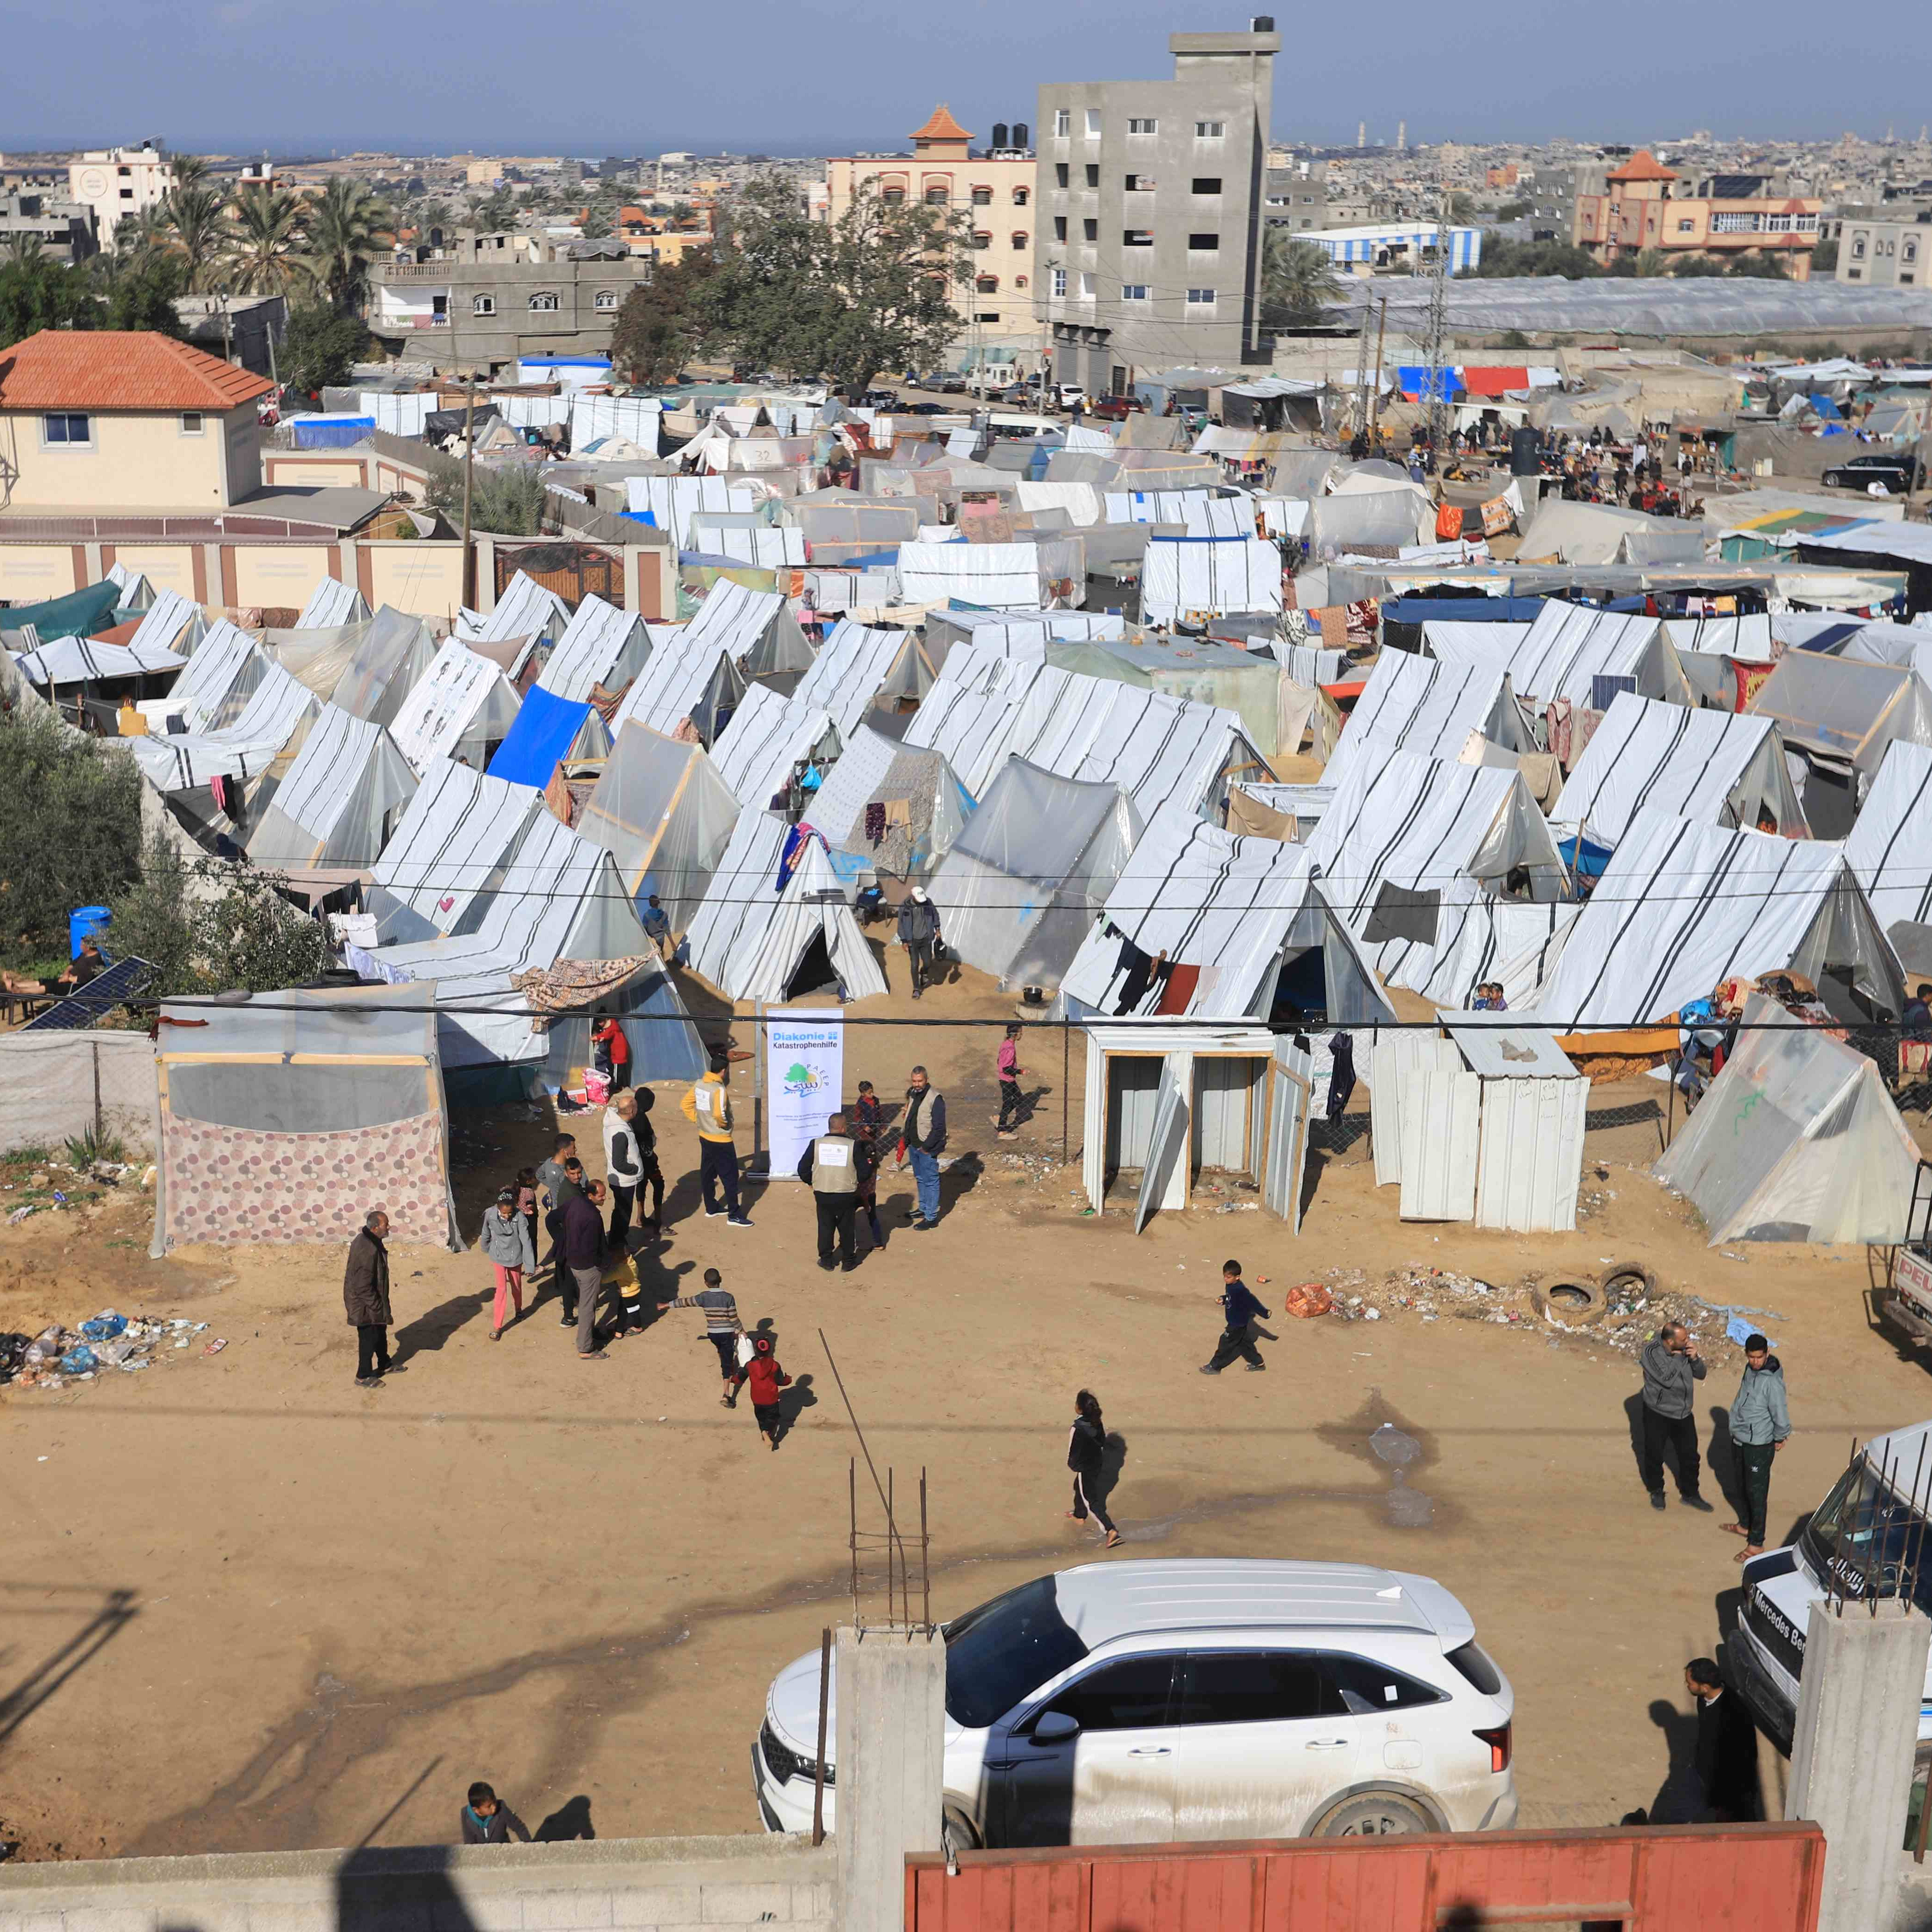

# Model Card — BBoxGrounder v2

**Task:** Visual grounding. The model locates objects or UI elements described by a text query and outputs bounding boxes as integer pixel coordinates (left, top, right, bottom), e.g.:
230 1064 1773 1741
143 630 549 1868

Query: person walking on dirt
1066 1389 1122 1548
671 1267 745 1402
1725 1336 1791 1561
535 1132 577 1277
603 1090 645 1252
1686 1658 1761 1821
729 1332 793 1449
901 1065 946 1230
997 1023 1025 1137
850 1079 886 1251
1639 1322 1713 1511
478 1187 535 1341
897 888 943 1000
344 1208 396 1387
797 1110 862 1272
559 1178 610 1360
1200 1259 1269 1374
683 1057 752 1227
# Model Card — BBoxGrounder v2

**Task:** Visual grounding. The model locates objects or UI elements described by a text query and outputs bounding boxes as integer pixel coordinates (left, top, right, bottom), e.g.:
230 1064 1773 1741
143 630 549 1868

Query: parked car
1091 396 1142 422
1056 384 1088 410
752 1559 1516 1850
901 400 951 415
935 375 969 395
1821 452 1923 493
861 388 899 408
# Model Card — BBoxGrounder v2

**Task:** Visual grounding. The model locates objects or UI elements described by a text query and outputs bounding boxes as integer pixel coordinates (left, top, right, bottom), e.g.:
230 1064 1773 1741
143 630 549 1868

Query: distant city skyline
5 0 1931 158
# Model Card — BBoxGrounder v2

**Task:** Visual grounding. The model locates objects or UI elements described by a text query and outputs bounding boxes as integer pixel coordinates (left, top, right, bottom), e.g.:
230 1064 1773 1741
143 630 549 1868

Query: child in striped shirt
671 1268 744 1403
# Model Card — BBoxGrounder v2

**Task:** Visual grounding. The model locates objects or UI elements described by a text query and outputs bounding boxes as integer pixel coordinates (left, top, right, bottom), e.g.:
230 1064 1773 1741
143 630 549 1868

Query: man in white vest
797 1111 861 1272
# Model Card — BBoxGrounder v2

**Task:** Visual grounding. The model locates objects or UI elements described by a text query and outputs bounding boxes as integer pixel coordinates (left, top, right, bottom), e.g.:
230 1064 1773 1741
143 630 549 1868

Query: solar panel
22 955 157 1031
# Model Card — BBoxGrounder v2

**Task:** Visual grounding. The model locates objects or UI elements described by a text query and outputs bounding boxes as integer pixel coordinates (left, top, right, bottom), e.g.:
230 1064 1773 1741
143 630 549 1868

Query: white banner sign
765 1007 846 1182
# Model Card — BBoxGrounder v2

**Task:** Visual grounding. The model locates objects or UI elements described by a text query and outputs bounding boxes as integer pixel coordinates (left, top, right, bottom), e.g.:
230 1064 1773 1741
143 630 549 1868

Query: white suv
753 1559 1516 1847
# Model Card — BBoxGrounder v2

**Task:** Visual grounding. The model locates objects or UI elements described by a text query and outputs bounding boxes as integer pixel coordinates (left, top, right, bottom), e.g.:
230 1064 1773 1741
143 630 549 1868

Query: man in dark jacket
344 1210 395 1387
535 1133 576 1278
798 1111 862 1272
1201 1259 1270 1373
1686 1658 1761 1821
896 889 943 1000
559 1179 609 1361
901 1066 946 1229
1639 1322 1712 1512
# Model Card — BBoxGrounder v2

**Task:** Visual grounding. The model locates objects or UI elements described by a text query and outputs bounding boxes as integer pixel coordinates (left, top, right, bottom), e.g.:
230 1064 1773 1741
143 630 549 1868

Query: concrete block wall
0 1835 835 1932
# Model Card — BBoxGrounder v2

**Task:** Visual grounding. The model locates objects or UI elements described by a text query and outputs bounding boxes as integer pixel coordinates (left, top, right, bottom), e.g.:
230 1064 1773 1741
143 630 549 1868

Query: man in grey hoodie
1638 1322 1713 1512
1726 1335 1792 1561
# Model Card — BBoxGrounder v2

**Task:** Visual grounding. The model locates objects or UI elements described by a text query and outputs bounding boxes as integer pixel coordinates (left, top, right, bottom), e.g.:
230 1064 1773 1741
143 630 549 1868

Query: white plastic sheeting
295 577 370 630
17 635 185 685
333 607 437 729
1654 991 1920 1244
150 619 259 732
389 639 524 776
130 659 320 791
459 570 569 648
626 475 757 547
1430 603 1687 708
537 594 651 703
570 392 664 452
1105 490 1247 531
1748 652 1932 774
102 562 153 608
125 589 202 659
1140 535 1282 626
706 683 836 808
367 760 540 939
691 524 806 568
1528 810 1906 1028
791 618 914 734
803 727 971 888
683 813 888 1004
1423 899 1580 1013
608 581 785 741
245 705 419 868
1016 480 1105 528
1664 614 1773 659
574 724 740 930
897 542 1050 610
1552 693 1808 846
1322 650 1529 796
360 392 436 437
1845 738 1932 928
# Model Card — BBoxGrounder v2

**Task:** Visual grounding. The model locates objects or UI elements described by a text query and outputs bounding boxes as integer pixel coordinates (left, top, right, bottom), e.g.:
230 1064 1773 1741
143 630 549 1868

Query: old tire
1597 1260 1658 1309
1530 1275 1606 1327
1313 1790 1437 1838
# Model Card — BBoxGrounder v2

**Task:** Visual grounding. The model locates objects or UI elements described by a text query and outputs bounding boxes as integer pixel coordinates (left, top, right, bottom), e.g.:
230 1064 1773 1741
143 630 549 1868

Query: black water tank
992 122 1009 150
1509 424 1540 477
1252 15 1275 29
1013 121 1029 149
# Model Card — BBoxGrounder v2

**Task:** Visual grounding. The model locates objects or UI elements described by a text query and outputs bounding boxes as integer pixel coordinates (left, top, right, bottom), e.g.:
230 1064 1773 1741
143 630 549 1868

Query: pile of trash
0 1309 213 1392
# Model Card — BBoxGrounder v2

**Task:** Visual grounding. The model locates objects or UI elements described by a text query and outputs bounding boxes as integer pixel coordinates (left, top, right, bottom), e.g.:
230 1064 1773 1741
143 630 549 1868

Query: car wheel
941 1804 981 1858
1313 1790 1437 1837
1823 473 1842 488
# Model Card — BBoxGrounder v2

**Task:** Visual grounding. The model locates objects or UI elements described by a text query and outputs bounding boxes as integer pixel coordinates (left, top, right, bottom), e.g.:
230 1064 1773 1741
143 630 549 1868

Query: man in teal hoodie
1726 1336 1791 1561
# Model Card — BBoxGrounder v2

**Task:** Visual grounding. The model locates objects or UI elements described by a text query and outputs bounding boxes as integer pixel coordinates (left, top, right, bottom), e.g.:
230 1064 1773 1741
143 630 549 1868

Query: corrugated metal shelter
1443 1012 1589 1232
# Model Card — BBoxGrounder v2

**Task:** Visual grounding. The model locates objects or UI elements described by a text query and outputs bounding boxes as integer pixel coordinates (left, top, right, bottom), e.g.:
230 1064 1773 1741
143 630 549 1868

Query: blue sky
5 0 1928 157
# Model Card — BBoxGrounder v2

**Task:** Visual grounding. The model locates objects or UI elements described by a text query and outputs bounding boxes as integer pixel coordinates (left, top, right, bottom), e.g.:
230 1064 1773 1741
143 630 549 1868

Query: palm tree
168 154 211 193
307 178 389 314
156 181 229 293
223 183 311 297
1632 247 1670 278
112 204 170 264
1260 229 1345 327
1 231 43 268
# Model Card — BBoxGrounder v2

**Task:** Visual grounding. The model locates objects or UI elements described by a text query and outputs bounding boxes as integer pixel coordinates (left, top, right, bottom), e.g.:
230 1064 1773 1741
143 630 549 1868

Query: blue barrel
69 905 110 957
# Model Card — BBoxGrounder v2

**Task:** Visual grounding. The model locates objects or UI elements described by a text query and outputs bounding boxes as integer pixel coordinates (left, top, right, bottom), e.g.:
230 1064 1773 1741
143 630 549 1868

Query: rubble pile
0 1310 214 1393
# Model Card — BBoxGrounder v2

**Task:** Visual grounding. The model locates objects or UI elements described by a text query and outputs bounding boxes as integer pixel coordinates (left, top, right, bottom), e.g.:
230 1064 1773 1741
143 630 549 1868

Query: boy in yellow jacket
681 1059 752 1227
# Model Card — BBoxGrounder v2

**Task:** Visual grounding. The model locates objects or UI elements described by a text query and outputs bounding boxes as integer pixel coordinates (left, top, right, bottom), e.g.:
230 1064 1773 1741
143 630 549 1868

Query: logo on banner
783 1060 830 1097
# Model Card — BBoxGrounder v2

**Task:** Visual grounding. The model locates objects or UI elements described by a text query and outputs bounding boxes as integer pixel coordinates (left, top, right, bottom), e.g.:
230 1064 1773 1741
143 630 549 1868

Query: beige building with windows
1834 205 1932 286
67 144 173 250
823 105 1043 381
1571 151 1821 278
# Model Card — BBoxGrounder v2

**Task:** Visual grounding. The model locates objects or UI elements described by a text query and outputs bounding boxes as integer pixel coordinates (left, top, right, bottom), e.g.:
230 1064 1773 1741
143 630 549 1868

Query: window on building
970 230 991 251
1850 234 1867 259
1078 272 1095 297
926 185 949 205
179 411 204 436
473 293 496 315
1124 173 1154 192
1194 121 1224 139
1677 219 1694 233
1051 267 1067 296
1122 284 1149 301
1084 164 1100 188
1848 267 1863 279
1123 229 1153 247
1053 216 1068 242
1186 287 1216 305
1085 109 1102 137
41 411 90 445
1904 273 1917 285
1015 274 1028 288
971 185 992 205
977 311 1000 322
1192 177 1222 195
1795 213 1817 231
976 275 999 293
1054 109 1070 138
1083 218 1097 241
529 291 560 310
881 184 905 203
1188 233 1220 250
1765 213 1792 233
1906 239 1920 262
1013 186 1029 205
1011 230 1028 249
594 289 618 309
1128 117 1158 135
1055 163 1069 189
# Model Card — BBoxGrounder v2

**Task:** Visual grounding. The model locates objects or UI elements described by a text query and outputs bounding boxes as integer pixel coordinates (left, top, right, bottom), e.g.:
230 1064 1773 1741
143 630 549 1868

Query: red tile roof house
0 330 276 512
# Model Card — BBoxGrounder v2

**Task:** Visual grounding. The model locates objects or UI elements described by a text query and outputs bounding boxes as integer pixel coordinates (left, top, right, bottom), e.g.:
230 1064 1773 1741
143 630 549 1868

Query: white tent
1017 480 1105 527
684 812 888 1004
1321 649 1530 795
295 577 370 630
1664 614 1773 659
1420 619 1534 666
1425 603 1689 709
1140 535 1283 627
574 723 741 928
927 757 1140 992
609 584 772 743
1552 693 1809 846
792 618 919 733
149 619 260 732
571 392 664 452
803 725 972 891
124 589 202 660
1418 899 1582 1013
896 541 1054 611
1057 805 1395 1024
626 475 758 547
1309 751 1571 999
17 634 184 685
1845 738 1932 929
925 608 1127 666
707 684 839 808
1104 489 1240 529
103 561 154 608
690 522 807 568
332 607 438 728
389 639 524 775
130 658 320 792
364 760 541 944
1528 810 1906 1028
537 594 651 703
457 569 569 649
245 704 418 868
1654 992 1920 1244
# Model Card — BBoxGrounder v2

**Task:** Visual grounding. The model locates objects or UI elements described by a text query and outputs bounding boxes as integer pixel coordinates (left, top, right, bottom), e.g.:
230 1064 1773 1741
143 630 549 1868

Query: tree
1632 247 1670 278
423 453 548 535
307 177 389 313
156 180 229 294
1727 252 1790 280
1259 231 1345 327
93 250 188 335
0 250 95 351
1470 237 1604 280
610 252 714 385
698 175 965 393
580 203 614 240
281 300 367 398
1811 235 1840 274
0 711 143 966
223 183 312 298
1670 254 1728 278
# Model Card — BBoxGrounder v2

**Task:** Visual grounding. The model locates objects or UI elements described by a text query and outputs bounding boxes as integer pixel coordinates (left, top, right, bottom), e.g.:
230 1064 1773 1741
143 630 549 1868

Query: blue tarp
1383 596 1547 624
1560 832 1615 882
0 579 123 641
294 417 374 449
485 687 592 787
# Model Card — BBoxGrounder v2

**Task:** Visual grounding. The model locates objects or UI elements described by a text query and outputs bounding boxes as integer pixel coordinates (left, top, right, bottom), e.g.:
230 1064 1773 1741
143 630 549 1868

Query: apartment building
1037 21 1279 397
67 144 172 248
0 191 98 265
1572 151 1821 277
823 105 1041 379
1835 204 1932 286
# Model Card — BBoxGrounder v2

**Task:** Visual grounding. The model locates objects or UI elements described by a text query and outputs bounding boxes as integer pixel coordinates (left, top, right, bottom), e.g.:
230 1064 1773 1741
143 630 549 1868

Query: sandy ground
3 957 1929 1862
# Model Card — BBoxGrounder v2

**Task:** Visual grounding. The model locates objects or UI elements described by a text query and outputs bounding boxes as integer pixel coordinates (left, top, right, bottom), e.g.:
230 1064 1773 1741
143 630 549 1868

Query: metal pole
888 1465 898 1626
920 1468 931 1633
849 1456 859 1620
458 372 477 613
812 1626 831 1847
91 1040 102 1144
1061 1016 1070 1166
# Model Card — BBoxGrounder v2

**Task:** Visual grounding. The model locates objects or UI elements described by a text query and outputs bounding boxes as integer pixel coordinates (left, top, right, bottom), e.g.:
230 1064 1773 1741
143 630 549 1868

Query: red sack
1284 1282 1334 1319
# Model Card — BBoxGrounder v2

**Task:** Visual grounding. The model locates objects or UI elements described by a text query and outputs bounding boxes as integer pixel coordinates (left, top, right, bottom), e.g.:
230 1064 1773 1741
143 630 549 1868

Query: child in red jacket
730 1332 793 1450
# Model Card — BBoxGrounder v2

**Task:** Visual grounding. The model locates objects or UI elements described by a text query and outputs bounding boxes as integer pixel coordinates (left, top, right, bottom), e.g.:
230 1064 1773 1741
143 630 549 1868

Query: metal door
1369 1034 1461 1188
1135 1053 1192 1234
1264 1040 1313 1233
1192 1056 1264 1175
1105 1055 1162 1181
1397 1068 1480 1221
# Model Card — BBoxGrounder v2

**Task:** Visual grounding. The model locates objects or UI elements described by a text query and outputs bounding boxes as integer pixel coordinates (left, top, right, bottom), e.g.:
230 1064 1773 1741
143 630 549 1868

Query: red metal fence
907 1824 1824 1932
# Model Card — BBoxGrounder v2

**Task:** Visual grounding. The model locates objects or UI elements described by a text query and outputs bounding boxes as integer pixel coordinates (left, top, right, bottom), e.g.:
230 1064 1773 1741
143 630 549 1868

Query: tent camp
626 475 758 547
926 758 1140 992
295 577 370 630
683 812 889 1004
130 658 320 792
332 607 438 727
611 581 797 740
458 569 569 650
1653 992 1919 1244
150 985 462 1256
706 684 838 808
485 686 612 787
1425 604 1690 709
536 594 652 703
1664 614 1774 659
1844 738 1932 928
1552 693 1809 846
1308 751 1571 999
801 724 972 891
896 541 1056 610
1321 649 1531 794
791 618 922 732
1527 809 1906 1028
1139 535 1283 627
1748 652 1932 775
390 639 523 775
245 705 418 868
1056 806 1396 1024
363 760 541 945
16 634 184 687
148 619 261 733
122 589 202 661
574 723 740 929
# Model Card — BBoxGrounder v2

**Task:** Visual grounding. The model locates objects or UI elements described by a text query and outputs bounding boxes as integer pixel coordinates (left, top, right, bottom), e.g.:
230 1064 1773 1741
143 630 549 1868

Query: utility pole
1423 176 1454 462
1368 296 1390 444
1351 291 1374 444
459 372 477 613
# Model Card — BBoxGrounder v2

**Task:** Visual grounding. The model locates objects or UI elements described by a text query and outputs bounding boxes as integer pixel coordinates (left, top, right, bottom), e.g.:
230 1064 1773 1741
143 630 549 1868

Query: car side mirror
1032 1710 1080 1745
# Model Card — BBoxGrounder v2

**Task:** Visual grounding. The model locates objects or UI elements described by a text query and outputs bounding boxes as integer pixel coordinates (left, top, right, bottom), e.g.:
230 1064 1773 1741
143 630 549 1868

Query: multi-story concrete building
1835 204 1932 286
0 191 98 265
367 233 657 377
823 106 1041 382
1264 163 1327 232
1037 22 1279 396
67 144 172 249
1572 151 1821 277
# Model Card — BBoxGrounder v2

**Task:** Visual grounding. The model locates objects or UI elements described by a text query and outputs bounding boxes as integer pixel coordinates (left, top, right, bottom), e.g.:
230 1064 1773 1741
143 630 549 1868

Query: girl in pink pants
478 1188 536 1339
